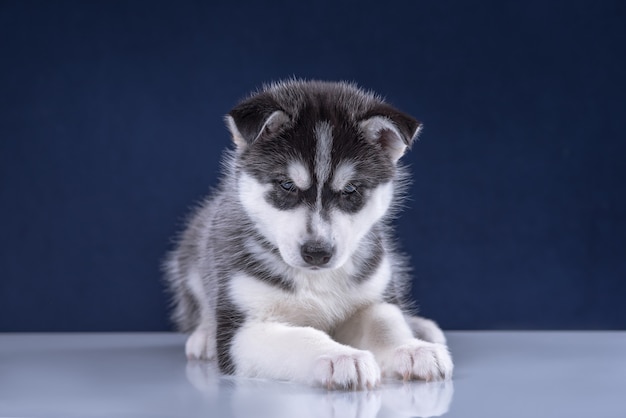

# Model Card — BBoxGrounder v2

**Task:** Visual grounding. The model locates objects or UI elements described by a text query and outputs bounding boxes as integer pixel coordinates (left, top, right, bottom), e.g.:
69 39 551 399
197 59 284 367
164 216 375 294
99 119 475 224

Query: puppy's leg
405 315 447 345
230 322 381 390
186 320 216 360
184 271 217 360
334 303 453 381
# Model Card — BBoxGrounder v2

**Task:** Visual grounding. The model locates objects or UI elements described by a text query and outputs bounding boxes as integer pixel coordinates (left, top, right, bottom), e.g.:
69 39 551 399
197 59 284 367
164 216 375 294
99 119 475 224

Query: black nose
300 241 334 266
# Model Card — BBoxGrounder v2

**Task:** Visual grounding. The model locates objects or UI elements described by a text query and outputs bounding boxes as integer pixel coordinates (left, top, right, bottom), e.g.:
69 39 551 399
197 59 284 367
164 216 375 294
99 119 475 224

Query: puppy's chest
229 262 391 331
278 283 365 330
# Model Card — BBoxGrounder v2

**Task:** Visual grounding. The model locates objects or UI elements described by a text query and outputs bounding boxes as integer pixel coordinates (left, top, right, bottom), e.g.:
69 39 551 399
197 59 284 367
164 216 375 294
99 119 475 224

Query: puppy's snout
300 241 334 267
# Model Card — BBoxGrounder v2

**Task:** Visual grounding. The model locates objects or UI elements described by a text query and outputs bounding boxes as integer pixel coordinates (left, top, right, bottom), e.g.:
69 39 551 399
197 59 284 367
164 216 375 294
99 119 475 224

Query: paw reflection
380 380 454 417
185 360 221 393
185 361 453 418
321 391 381 418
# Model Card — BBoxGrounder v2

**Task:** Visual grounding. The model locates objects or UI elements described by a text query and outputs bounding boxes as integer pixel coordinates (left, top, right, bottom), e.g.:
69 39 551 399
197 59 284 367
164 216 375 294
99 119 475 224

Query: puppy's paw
313 349 381 390
381 340 453 381
185 328 216 360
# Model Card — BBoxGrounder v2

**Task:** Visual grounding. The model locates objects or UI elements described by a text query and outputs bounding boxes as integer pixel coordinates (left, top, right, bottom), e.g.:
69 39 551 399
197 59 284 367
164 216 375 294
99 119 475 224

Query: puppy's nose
300 241 334 267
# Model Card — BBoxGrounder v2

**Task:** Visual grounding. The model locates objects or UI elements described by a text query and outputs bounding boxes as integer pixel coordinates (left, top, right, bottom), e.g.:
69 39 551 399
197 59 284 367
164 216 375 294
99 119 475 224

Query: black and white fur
164 80 452 390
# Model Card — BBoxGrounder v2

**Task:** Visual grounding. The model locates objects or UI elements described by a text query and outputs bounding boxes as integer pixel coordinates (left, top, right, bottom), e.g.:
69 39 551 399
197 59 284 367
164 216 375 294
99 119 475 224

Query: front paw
313 349 381 390
381 340 453 381
185 328 216 360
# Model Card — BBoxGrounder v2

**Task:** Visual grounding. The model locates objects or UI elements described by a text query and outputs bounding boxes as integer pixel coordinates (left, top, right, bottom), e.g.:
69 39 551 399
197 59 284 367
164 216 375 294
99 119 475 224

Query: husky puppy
164 80 453 390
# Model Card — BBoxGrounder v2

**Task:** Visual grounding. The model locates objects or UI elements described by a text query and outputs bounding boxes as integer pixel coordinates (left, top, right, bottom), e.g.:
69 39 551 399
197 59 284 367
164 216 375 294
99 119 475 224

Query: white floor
1 332 625 417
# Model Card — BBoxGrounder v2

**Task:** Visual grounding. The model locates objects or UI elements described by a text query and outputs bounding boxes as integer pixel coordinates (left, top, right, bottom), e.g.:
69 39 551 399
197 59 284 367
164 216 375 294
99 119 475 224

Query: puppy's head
226 80 421 271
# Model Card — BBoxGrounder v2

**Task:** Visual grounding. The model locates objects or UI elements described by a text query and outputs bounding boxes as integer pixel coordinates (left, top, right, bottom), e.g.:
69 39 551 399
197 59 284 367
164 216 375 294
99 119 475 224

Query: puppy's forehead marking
314 121 333 186
331 161 355 191
287 161 311 190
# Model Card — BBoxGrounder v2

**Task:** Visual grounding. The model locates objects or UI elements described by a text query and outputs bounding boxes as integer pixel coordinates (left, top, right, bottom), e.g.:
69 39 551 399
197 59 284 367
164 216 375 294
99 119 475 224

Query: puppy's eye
342 183 357 195
279 180 296 192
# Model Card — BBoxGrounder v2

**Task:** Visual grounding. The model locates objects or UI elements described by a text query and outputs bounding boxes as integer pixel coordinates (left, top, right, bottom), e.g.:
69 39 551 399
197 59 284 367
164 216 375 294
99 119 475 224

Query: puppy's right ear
225 94 290 152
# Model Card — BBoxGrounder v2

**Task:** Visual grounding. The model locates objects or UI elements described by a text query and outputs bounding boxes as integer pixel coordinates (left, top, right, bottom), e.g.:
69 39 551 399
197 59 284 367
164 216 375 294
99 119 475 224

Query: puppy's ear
359 104 422 163
225 94 290 151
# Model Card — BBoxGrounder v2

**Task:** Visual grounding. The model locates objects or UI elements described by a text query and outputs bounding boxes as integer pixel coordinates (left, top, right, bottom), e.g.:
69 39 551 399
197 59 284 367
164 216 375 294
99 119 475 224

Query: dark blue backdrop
1 1 624 332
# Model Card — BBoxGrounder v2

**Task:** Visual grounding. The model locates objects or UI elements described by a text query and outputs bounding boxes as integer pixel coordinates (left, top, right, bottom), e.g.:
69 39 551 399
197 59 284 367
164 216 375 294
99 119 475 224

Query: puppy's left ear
359 104 422 163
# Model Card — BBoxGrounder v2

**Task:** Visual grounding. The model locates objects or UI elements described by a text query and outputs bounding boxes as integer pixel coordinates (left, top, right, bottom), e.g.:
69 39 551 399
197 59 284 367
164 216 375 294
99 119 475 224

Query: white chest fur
228 257 391 332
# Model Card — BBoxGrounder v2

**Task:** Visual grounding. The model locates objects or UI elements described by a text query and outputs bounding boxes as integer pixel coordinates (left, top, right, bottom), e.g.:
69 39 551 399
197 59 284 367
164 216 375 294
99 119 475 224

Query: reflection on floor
1 332 625 418
187 360 453 418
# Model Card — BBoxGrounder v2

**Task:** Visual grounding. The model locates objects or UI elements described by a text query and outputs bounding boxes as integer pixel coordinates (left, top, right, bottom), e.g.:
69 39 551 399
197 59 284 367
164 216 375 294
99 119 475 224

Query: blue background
1 1 624 331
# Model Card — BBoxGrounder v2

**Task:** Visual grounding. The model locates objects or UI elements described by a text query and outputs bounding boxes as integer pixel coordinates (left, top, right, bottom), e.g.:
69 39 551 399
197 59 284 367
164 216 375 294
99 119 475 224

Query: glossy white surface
1 332 624 417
